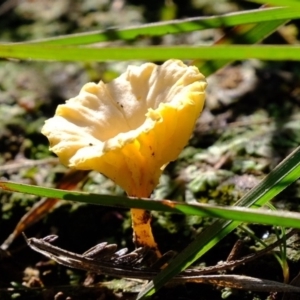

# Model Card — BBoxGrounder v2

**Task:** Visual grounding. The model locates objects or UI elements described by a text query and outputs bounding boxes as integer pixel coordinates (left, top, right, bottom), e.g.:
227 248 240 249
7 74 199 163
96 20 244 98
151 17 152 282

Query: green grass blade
12 7 299 45
3 45 300 62
249 0 300 8
196 19 286 75
137 146 300 299
2 179 300 229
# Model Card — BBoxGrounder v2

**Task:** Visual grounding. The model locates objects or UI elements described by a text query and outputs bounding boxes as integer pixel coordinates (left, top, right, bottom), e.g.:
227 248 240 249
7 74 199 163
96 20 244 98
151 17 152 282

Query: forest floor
1 1 300 299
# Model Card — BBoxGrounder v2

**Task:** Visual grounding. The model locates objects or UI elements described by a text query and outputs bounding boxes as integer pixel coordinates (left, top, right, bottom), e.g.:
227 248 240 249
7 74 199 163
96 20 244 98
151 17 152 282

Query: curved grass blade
137 146 300 299
13 7 299 46
1 178 300 230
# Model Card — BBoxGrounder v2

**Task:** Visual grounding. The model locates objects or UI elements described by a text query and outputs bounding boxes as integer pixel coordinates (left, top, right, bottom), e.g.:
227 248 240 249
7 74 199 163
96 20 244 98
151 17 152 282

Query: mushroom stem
130 208 161 257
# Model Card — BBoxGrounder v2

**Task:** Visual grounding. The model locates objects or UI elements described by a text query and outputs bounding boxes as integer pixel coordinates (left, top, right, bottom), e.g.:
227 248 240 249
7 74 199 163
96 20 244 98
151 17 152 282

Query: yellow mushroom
42 59 207 255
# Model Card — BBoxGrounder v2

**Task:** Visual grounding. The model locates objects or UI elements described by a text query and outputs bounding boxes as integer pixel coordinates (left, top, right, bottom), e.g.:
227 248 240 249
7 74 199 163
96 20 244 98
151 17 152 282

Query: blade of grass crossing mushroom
3 180 300 229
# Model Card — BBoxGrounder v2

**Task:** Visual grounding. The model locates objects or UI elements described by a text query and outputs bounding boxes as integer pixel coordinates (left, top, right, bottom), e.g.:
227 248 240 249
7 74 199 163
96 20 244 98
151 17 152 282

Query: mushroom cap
42 59 207 197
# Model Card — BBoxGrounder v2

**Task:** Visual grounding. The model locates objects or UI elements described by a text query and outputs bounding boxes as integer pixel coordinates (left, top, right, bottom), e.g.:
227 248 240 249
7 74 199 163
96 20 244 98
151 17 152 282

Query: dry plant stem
25 230 300 293
26 229 298 277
